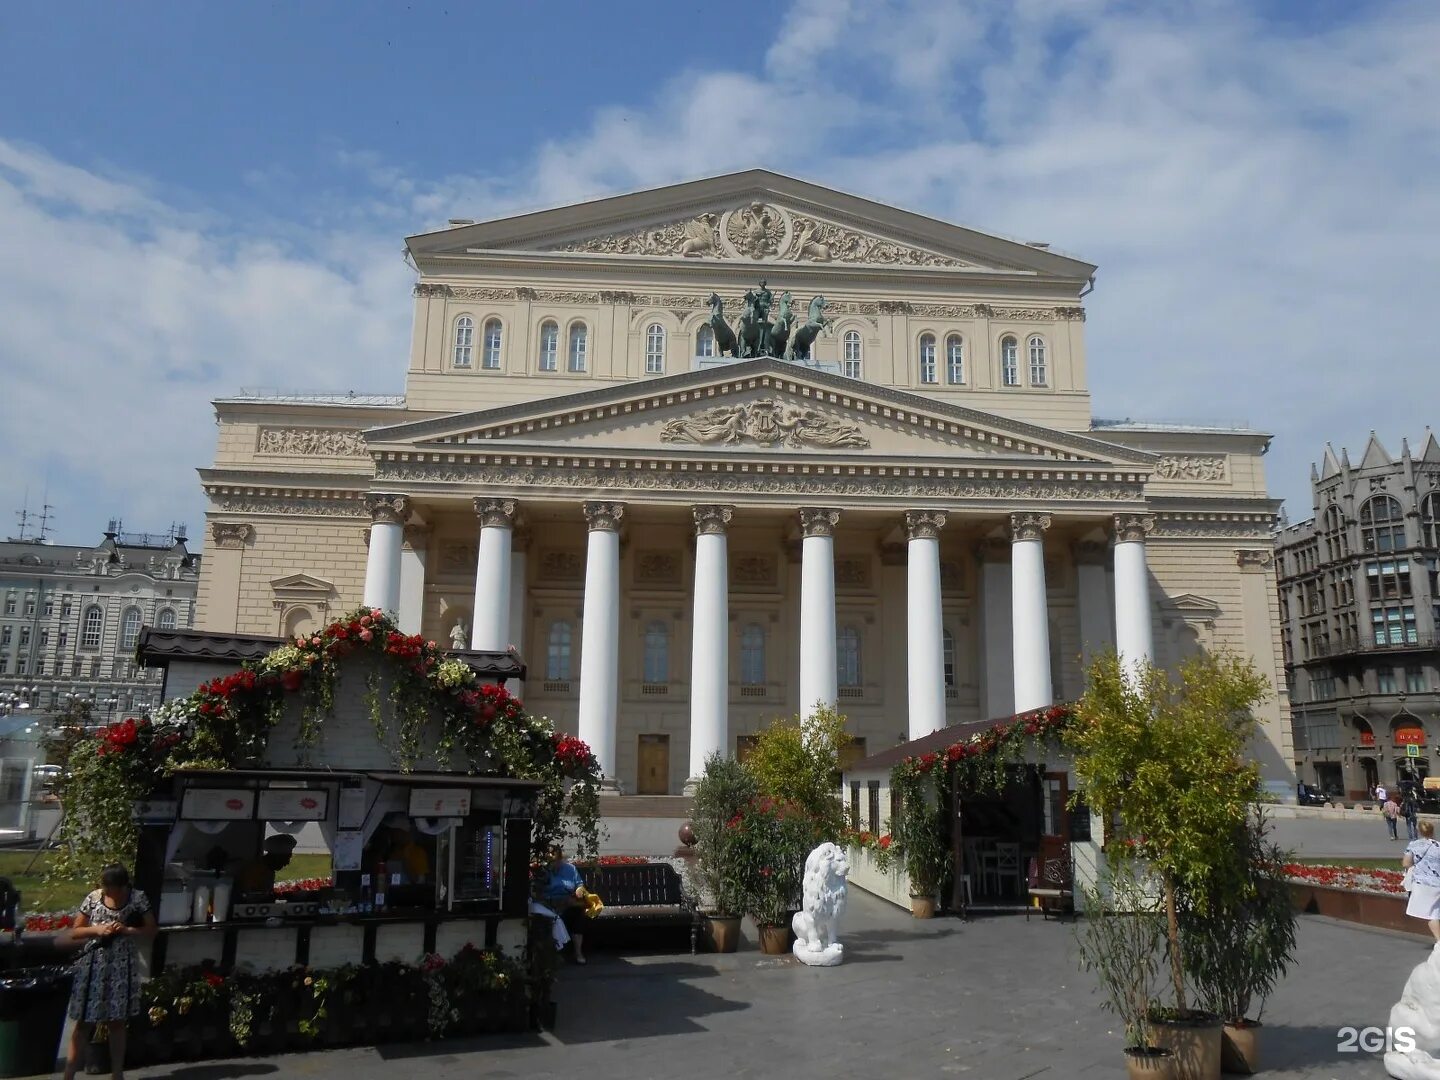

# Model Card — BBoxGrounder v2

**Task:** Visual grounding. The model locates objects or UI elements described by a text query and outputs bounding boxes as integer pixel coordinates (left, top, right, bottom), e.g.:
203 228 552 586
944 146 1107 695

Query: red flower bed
23 911 75 932
1283 862 1406 896
273 877 334 897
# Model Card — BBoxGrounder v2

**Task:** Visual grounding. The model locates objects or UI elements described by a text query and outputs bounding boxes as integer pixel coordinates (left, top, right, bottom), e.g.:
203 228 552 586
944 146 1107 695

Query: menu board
181 788 254 821
408 788 472 818
257 789 328 821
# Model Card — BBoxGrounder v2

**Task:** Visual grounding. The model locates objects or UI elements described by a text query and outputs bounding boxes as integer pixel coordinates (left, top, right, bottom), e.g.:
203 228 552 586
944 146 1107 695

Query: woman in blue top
1403 820 1440 945
544 847 587 964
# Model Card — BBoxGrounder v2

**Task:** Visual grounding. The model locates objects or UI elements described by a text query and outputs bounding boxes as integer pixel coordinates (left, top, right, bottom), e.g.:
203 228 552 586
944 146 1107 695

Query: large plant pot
704 914 742 953
1149 1014 1222 1080
910 894 937 919
1124 1047 1177 1080
757 924 791 955
1220 1020 1261 1074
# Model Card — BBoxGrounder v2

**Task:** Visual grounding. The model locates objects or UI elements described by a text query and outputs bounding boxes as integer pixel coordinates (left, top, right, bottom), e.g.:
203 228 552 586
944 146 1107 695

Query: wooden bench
1025 855 1074 921
576 863 699 954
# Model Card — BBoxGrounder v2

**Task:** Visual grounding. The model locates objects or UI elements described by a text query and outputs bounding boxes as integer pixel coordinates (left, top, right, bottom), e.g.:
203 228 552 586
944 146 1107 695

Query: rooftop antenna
12 488 51 542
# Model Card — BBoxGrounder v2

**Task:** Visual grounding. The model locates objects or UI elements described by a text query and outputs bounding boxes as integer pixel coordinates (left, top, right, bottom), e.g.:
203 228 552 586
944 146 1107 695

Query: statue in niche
449 621 469 651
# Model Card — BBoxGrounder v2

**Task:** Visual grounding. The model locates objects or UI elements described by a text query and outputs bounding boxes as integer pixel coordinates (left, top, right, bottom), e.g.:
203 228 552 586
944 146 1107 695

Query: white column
470 498 517 651
1113 514 1156 680
798 508 840 715
577 501 624 784
361 494 410 616
508 540 527 698
906 511 948 739
1010 512 1053 714
688 505 733 783
397 527 427 636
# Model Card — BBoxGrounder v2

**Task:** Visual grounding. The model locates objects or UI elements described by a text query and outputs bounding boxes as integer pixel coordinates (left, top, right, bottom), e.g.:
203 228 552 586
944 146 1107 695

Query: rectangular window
1372 605 1417 646
23 598 34 616
35 659 44 676
57 630 67 649
3 599 12 616
1378 669 1399 694
1407 665 1427 694
39 629 48 647
61 598 72 617
0 627 9 647
867 781 881 833
89 658 100 678
849 782 861 830
18 628 29 647
43 599 53 616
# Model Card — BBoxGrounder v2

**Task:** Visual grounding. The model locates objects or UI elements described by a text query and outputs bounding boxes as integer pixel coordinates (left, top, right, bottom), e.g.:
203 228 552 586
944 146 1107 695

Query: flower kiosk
54 610 601 1062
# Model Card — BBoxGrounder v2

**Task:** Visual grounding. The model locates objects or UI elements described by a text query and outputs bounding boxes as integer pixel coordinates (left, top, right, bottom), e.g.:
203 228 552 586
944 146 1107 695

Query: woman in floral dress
62 864 157 1080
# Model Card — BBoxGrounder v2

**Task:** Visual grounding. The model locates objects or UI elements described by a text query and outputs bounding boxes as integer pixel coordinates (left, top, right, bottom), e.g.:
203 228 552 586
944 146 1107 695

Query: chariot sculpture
707 281 830 363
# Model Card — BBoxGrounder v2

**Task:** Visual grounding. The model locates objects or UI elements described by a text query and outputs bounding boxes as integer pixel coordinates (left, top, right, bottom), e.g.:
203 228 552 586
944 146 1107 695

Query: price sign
408 788 471 818
257 789 329 821
180 789 254 821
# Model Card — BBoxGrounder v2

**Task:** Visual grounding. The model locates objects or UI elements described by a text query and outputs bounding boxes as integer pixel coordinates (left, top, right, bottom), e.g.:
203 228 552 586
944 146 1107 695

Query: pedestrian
1403 821 1440 946
1404 792 1421 842
1377 783 1389 805
542 846 588 965
61 863 157 1080
1384 795 1401 841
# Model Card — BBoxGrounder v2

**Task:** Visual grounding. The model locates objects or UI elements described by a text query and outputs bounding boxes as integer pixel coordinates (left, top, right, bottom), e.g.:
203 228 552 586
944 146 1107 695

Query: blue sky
1 0 1437 542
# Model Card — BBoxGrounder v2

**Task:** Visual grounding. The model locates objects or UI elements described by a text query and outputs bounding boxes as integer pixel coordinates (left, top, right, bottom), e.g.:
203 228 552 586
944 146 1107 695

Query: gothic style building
1278 433 1440 798
194 170 1292 794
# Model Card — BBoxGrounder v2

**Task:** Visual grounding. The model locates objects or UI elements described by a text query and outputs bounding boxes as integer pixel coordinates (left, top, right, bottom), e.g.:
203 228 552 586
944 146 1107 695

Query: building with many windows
1278 433 1440 797
0 526 199 722
193 170 1292 796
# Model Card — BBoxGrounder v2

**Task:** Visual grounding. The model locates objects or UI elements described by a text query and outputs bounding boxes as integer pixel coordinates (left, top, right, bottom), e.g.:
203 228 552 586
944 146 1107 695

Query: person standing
61 864 157 1080
1403 821 1440 946
1403 791 1421 842
543 846 587 965
1376 783 1389 805
1383 795 1401 841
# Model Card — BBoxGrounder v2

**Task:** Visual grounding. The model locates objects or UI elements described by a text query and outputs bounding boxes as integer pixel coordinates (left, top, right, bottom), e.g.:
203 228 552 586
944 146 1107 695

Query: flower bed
130 944 530 1064
1284 862 1428 937
22 911 74 933
1283 863 1405 896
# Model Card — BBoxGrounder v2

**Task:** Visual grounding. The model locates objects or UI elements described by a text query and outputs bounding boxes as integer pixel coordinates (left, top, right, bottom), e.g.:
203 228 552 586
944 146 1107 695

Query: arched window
946 334 964 384
842 331 862 379
81 606 103 649
453 315 474 368
740 623 766 685
156 608 177 630
1001 336 1019 386
643 621 669 684
837 626 861 688
1028 335 1047 385
645 323 666 374
568 323 588 373
1361 495 1405 553
538 321 559 371
942 629 956 688
482 319 502 369
697 325 716 358
546 621 572 680
918 334 937 384
120 607 142 650
1423 493 1440 548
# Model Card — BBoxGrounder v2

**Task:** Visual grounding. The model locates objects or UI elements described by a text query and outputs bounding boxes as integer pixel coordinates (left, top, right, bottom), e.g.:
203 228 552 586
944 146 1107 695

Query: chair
1026 853 1075 921
985 843 1021 899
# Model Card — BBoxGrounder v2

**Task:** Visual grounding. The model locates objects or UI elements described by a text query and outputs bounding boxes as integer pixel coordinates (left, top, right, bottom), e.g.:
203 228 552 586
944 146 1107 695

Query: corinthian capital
1008 512 1052 543
364 493 412 526
693 504 734 537
905 510 948 541
798 507 841 538
210 522 253 549
583 501 625 532
1114 513 1156 544
473 497 518 529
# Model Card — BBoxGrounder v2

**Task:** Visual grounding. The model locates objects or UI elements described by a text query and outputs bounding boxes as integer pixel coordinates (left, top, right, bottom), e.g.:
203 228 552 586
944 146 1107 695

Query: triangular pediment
408 170 1094 280
365 359 1151 469
269 573 335 599
1161 592 1222 617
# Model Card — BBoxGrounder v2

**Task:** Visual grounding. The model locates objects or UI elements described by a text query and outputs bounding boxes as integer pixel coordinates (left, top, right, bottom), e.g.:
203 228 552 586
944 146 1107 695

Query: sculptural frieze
257 427 369 457
660 398 869 450
1153 455 1229 482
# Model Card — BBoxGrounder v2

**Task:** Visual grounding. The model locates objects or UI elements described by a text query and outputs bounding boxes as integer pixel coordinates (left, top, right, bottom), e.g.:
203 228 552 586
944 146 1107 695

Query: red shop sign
1358 730 1376 747
1395 727 1427 746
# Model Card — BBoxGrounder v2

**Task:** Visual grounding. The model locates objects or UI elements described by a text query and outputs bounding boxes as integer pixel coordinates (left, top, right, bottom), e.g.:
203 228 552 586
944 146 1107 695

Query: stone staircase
598 794 694 819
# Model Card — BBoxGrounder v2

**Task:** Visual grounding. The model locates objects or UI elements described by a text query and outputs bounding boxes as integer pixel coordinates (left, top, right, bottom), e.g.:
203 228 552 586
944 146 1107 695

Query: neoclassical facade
195 170 1293 794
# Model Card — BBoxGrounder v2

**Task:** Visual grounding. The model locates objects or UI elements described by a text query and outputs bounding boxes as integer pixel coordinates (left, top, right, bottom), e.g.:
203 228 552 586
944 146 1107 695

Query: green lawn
0 850 333 913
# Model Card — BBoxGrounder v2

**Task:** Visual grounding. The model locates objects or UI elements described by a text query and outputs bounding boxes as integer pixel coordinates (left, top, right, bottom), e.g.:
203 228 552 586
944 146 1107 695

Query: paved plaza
102 888 1425 1080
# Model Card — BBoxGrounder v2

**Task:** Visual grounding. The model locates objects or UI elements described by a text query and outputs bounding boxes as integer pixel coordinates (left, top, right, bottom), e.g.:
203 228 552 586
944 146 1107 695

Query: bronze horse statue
784 295 829 362
736 290 772 358
769 291 795 359
705 293 739 357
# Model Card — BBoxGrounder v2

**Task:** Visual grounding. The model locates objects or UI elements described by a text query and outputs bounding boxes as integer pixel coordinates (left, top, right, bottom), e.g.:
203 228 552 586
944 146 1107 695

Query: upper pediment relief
408 170 1097 281
543 203 986 270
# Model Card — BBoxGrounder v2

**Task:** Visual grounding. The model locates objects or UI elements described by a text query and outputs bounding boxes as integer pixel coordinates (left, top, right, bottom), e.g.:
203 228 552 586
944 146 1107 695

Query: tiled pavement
116 888 1424 1080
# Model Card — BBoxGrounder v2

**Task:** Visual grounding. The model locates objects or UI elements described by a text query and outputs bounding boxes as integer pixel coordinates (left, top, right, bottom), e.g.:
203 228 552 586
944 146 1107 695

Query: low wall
846 846 911 911
1289 882 1430 938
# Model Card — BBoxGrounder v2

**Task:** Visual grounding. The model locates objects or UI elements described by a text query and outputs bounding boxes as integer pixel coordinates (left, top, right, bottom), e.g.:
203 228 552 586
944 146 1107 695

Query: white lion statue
791 842 849 966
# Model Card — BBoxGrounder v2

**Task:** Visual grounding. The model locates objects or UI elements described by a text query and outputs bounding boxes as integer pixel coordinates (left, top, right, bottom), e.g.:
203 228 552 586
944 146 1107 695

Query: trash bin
0 966 72 1077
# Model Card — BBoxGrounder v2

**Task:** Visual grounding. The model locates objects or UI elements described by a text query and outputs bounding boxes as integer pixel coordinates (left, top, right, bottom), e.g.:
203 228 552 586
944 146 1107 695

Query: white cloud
2 0 1438 538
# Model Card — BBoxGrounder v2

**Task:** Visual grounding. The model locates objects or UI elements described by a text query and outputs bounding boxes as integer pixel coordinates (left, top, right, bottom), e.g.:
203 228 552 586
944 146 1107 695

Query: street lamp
101 697 119 722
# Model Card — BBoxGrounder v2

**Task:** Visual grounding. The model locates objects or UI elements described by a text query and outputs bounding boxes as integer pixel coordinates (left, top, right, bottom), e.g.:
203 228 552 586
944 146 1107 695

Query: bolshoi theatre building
193 171 1294 795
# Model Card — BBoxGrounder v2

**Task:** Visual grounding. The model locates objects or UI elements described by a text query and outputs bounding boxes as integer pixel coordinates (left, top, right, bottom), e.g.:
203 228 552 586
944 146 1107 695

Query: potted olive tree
690 753 758 952
1069 651 1270 1080
1180 814 1298 1074
1076 861 1176 1080
727 796 810 953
